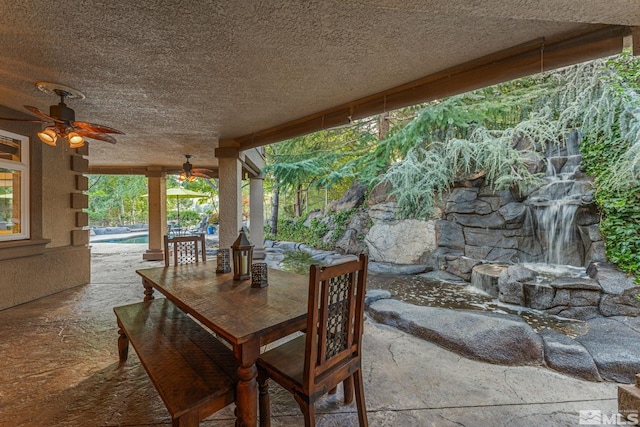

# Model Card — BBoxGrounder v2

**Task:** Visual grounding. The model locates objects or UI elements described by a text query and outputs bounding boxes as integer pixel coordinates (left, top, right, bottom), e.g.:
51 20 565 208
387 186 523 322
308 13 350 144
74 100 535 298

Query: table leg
234 343 260 427
142 278 155 301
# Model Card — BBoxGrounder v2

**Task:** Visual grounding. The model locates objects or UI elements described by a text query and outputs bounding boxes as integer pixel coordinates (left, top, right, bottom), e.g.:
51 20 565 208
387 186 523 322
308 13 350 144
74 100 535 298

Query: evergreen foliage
266 51 640 277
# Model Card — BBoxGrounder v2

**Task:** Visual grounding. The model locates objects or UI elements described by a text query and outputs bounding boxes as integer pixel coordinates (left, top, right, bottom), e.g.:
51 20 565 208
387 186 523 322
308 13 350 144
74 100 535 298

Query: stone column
216 146 243 250
249 175 265 260
143 167 166 261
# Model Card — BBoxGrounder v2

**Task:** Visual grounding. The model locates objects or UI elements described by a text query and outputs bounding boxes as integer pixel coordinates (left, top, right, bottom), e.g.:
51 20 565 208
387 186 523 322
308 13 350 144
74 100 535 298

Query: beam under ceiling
231 25 632 151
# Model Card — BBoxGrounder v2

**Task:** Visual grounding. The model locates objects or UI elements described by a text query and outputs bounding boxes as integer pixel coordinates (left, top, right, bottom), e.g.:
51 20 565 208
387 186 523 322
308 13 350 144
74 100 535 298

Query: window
0 129 29 241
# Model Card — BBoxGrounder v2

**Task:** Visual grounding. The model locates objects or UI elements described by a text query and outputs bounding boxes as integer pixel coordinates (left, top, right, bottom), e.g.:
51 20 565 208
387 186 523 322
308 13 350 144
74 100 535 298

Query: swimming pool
93 234 149 244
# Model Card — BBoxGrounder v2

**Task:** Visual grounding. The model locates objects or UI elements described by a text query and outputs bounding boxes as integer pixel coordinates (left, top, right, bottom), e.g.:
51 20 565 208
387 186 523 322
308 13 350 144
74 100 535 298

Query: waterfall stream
526 135 591 267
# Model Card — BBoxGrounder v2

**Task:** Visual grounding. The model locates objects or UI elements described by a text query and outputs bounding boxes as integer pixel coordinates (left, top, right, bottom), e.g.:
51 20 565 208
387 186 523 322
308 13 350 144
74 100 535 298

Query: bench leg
173 410 199 427
116 319 129 362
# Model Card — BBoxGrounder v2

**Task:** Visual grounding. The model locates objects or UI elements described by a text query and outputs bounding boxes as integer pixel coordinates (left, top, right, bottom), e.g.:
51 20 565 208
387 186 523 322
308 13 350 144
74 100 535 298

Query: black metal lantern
231 229 253 280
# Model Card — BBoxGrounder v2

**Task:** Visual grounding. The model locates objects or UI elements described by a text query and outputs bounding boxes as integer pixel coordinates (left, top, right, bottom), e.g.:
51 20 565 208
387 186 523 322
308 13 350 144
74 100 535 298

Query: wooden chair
257 254 369 427
164 234 206 267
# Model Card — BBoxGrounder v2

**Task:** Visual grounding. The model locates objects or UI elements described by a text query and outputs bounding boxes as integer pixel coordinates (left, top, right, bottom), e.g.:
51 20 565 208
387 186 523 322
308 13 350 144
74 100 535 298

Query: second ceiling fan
176 154 214 182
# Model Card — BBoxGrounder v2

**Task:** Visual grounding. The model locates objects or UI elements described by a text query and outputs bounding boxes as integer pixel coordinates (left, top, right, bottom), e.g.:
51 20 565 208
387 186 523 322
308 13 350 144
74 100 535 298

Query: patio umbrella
165 188 209 223
143 188 208 223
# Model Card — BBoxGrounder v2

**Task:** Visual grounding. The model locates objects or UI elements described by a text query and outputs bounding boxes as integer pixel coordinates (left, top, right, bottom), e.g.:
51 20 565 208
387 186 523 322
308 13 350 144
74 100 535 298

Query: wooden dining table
136 263 310 427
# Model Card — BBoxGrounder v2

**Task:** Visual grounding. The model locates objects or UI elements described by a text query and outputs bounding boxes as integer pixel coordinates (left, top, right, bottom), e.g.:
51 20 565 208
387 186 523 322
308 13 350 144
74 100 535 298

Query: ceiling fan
0 82 123 148
176 155 214 182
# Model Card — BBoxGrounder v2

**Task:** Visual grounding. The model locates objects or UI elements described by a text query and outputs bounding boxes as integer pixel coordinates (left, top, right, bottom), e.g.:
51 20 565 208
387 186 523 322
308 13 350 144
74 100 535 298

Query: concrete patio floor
0 243 623 426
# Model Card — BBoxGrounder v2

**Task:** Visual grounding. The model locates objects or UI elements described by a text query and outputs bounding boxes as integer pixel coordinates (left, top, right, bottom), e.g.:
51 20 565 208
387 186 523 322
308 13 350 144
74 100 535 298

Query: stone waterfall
526 132 594 267
431 132 640 320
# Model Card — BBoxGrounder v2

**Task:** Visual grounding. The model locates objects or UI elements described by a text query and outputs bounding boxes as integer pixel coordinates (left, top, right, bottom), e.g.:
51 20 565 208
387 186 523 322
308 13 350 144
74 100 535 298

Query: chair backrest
302 253 368 394
164 234 207 267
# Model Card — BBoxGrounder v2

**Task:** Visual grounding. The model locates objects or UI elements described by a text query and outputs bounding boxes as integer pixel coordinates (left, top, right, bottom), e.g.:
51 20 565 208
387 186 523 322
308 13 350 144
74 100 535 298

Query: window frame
0 129 29 241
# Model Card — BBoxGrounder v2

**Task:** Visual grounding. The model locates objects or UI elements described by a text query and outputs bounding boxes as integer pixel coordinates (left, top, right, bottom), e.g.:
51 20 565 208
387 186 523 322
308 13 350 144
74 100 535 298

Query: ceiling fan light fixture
179 172 187 182
38 127 58 146
188 175 196 183
68 132 85 148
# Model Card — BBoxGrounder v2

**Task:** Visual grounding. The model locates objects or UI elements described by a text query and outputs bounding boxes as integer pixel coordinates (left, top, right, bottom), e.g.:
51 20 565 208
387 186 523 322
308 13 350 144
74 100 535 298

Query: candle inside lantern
231 229 253 280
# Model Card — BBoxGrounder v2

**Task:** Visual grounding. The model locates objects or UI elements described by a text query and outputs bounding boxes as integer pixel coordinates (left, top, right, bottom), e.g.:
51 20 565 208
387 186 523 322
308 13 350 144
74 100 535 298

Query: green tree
87 175 148 226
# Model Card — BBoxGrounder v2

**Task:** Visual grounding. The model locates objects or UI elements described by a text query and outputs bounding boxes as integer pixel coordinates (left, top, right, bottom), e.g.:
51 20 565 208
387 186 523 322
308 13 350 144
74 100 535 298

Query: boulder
365 219 437 264
599 288 640 317
367 262 429 275
368 202 397 222
444 256 482 282
334 211 370 255
364 290 391 307
523 283 556 310
587 261 637 295
434 220 465 250
367 181 394 206
539 329 602 382
575 317 640 383
326 181 367 212
498 202 528 227
368 299 544 365
498 265 538 306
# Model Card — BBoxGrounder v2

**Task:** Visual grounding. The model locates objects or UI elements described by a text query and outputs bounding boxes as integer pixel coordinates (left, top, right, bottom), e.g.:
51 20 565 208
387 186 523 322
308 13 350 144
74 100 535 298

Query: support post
250 175 265 260
216 145 243 250
143 168 166 261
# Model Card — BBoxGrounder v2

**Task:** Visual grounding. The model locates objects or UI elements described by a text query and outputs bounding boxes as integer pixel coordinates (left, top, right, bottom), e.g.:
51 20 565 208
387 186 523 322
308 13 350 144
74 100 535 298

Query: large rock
366 218 437 264
599 288 640 317
498 265 538 306
498 202 528 228
444 256 482 281
435 220 465 250
368 262 429 275
368 299 544 365
587 261 637 295
539 329 602 382
575 317 640 383
334 211 370 255
326 181 367 212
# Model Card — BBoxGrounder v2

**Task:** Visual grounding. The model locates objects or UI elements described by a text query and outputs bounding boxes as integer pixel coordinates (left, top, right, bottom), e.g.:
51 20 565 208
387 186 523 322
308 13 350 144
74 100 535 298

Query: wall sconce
231 229 253 280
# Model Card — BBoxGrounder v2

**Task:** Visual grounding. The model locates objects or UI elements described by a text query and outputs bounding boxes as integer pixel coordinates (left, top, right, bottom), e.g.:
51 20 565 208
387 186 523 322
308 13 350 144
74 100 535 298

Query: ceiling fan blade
24 105 63 123
193 168 214 174
72 121 124 134
74 130 117 144
0 116 47 123
192 172 214 179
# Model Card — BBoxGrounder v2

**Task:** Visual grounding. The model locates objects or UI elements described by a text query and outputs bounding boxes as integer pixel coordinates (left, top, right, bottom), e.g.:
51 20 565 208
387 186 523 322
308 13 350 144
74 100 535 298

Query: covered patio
0 243 618 426
0 2 639 426
0 1 638 309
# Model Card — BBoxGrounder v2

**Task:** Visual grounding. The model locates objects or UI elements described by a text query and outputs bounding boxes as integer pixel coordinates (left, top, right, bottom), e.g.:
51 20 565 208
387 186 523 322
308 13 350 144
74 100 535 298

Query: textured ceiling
0 1 638 173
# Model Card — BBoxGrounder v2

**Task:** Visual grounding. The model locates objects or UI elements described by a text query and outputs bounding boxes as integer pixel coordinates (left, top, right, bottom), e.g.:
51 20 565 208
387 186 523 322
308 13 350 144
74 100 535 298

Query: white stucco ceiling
0 1 638 173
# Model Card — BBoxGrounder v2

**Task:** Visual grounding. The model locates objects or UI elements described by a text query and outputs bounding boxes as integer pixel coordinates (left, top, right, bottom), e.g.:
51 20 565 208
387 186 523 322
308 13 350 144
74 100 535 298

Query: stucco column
143 167 166 261
249 175 265 260
216 146 243 250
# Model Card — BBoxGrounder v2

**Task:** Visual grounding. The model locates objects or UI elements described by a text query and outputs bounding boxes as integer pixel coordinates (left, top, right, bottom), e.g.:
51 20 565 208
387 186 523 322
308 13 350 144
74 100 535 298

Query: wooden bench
114 298 237 427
